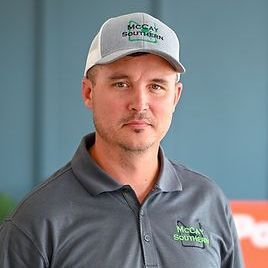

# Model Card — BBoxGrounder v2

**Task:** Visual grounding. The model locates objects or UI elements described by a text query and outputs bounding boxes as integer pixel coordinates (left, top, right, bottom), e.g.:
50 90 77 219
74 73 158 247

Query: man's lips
123 120 152 128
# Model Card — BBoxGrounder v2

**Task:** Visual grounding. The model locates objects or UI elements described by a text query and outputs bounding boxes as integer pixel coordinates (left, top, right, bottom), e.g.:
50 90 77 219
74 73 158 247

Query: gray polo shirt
0 133 244 267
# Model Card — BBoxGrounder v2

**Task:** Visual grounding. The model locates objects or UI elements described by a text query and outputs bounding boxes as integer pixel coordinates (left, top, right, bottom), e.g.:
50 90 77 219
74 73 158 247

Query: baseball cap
84 12 185 76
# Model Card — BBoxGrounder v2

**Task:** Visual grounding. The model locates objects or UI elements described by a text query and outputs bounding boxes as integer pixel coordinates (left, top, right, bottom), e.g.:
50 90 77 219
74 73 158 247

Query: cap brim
95 48 185 73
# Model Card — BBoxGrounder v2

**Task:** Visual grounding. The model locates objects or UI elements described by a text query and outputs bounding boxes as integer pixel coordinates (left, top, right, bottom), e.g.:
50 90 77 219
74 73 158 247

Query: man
0 12 244 267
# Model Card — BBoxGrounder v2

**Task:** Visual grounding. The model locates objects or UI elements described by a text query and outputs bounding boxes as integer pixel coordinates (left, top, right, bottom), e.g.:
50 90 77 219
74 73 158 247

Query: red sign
231 201 268 268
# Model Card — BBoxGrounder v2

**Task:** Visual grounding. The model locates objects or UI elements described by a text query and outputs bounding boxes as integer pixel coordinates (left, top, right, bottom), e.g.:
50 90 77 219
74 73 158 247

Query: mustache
120 112 154 125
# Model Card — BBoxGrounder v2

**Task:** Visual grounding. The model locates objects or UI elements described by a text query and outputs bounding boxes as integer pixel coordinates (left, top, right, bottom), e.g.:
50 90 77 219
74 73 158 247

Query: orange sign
231 201 268 268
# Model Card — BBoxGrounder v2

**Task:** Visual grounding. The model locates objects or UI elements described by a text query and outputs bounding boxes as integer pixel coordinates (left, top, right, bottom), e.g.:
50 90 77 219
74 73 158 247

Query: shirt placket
122 187 158 267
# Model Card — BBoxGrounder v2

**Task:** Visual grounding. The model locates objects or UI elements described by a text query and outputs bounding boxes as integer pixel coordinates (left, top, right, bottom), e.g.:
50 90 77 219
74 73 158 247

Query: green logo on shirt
173 221 210 247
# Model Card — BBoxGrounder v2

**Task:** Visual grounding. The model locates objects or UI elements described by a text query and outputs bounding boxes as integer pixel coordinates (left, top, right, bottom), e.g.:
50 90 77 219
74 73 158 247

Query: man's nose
127 87 149 112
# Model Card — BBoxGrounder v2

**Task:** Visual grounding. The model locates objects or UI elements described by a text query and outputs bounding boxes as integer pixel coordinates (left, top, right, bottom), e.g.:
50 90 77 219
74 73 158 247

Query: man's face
82 54 182 153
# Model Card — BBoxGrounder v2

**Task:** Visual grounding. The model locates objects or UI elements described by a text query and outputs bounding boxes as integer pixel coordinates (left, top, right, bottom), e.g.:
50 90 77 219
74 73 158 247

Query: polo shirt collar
71 133 182 196
157 147 183 192
71 133 123 196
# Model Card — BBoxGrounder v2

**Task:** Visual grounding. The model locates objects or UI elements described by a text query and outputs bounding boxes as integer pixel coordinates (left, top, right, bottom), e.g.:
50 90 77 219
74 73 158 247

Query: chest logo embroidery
173 221 210 248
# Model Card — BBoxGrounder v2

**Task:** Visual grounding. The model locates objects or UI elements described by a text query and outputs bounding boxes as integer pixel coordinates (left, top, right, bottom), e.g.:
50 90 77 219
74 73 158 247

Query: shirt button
140 209 144 216
144 234 151 242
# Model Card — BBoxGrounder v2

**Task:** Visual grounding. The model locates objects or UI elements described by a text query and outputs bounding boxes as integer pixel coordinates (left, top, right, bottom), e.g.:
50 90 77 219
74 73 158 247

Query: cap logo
121 20 164 44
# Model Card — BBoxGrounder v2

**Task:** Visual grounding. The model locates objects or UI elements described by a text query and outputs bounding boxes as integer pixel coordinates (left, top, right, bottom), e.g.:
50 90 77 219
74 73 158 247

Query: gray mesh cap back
84 12 185 75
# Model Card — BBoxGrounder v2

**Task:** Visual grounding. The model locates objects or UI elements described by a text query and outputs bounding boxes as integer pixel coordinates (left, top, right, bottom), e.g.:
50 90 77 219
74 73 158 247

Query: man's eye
151 84 163 91
113 82 128 88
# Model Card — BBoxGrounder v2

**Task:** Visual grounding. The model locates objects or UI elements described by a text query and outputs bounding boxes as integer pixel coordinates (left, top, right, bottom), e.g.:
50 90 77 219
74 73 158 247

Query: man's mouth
124 120 151 128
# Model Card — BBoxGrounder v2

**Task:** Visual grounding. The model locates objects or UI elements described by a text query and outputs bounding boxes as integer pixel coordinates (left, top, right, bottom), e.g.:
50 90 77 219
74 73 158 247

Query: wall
0 0 267 202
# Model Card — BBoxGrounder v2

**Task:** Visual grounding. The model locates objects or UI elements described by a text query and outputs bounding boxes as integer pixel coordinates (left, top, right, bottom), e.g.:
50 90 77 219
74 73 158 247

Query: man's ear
173 82 183 112
82 78 93 110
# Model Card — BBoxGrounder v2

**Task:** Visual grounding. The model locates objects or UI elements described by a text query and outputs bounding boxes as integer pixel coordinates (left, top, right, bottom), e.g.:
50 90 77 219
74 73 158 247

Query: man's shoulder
170 161 227 199
8 162 81 223
0 162 82 263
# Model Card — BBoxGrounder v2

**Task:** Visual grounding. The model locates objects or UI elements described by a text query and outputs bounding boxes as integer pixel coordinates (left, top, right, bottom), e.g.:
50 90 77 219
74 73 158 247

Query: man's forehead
89 53 180 83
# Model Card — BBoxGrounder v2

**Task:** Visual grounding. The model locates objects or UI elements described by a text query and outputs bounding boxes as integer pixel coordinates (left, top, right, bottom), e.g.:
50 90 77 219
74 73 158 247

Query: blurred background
0 0 267 209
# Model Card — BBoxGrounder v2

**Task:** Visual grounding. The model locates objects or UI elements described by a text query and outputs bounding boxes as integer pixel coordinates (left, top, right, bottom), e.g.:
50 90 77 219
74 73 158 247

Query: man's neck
89 138 160 204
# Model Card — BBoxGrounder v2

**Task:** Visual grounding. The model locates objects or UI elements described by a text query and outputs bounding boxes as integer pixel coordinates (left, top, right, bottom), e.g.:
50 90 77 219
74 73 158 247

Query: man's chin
118 140 155 154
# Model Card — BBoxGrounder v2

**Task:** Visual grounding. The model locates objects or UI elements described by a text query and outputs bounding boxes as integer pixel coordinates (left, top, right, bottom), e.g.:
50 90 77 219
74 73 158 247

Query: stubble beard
93 113 157 154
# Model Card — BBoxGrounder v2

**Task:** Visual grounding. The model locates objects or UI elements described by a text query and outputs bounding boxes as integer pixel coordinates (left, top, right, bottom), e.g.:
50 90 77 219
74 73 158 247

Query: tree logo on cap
121 20 164 43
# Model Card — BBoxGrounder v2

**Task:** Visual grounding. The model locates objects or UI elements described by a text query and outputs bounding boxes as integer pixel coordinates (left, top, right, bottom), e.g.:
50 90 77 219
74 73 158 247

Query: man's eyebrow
107 73 130 80
150 78 169 85
107 75 170 84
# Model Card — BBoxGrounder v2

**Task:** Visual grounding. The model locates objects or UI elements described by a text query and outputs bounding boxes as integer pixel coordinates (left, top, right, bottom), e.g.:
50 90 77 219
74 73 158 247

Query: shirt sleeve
221 204 245 268
0 220 48 268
